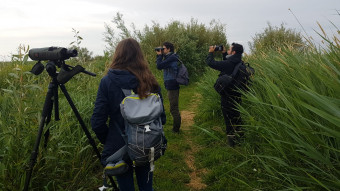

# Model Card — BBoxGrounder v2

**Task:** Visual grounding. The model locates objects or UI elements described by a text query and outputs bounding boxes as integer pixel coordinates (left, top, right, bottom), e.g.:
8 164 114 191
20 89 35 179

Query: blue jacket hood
107 69 138 90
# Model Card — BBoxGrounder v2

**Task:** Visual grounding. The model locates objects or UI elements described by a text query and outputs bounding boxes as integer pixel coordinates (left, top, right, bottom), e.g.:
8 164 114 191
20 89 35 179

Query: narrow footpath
180 93 207 190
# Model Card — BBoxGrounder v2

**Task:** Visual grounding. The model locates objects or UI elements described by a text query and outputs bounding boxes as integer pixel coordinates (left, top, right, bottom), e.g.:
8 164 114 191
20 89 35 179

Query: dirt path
181 93 207 190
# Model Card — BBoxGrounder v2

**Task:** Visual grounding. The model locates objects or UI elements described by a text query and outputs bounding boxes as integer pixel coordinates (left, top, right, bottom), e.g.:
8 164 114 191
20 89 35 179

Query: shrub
249 23 305 54
103 13 228 80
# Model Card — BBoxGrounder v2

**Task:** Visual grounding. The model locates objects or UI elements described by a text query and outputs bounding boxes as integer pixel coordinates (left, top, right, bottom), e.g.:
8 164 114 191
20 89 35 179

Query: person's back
91 38 165 191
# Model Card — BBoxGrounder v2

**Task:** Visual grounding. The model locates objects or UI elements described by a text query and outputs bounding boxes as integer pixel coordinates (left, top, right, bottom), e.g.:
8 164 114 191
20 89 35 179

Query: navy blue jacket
156 52 180 90
91 69 166 165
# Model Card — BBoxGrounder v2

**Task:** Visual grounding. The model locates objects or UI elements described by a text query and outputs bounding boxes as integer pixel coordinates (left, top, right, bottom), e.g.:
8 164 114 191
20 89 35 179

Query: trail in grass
181 93 207 190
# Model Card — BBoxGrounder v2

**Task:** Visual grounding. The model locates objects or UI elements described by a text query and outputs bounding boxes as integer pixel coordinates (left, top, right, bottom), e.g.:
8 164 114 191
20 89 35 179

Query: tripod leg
24 84 54 191
43 81 59 148
59 84 119 190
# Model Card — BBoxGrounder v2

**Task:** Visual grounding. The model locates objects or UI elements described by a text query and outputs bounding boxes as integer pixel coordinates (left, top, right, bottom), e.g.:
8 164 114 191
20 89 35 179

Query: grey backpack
119 89 166 171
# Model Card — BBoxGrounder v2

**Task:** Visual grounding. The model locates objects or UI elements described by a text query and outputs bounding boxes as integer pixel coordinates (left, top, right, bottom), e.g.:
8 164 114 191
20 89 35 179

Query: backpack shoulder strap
177 57 183 66
231 62 243 77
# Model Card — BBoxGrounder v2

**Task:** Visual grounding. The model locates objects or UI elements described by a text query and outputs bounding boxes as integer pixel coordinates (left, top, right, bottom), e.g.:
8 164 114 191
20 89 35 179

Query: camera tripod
24 61 119 191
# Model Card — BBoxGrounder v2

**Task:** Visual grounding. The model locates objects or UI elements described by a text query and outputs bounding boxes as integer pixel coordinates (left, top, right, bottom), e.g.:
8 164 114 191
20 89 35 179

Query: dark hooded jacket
206 52 243 96
206 52 242 76
91 69 166 165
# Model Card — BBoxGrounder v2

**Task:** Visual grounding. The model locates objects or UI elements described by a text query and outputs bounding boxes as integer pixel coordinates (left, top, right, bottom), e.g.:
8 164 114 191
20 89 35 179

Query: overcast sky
1 0 339 60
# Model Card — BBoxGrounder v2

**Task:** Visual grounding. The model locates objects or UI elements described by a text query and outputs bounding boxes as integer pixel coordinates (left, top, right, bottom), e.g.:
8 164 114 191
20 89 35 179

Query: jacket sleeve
156 54 178 70
222 52 228 60
206 52 227 72
91 78 109 144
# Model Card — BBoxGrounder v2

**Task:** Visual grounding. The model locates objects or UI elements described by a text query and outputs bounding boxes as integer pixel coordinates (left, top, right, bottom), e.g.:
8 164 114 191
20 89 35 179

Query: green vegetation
0 14 339 191
104 13 228 81
0 57 105 190
69 28 94 64
194 25 340 190
249 23 306 54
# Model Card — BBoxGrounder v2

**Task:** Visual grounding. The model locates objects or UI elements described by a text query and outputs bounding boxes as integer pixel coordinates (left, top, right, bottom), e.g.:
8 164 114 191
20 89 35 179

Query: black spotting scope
29 47 77 61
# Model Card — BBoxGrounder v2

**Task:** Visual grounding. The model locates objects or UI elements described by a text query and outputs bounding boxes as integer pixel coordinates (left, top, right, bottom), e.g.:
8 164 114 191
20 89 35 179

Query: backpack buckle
145 124 151 132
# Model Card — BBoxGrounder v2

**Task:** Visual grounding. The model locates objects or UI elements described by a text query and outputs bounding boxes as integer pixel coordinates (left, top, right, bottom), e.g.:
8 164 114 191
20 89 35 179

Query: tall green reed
0 56 107 190
195 25 340 190
239 39 340 189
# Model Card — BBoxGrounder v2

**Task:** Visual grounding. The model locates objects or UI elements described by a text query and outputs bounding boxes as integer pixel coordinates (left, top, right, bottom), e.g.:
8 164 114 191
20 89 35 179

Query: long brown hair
110 38 159 98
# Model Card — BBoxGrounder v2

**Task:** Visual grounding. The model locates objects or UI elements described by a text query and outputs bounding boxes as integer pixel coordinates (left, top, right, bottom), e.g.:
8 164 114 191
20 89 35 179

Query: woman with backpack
91 38 166 191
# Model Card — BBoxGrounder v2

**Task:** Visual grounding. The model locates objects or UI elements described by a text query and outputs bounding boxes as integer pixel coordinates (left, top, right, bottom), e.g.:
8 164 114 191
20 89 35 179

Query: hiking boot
227 135 236 147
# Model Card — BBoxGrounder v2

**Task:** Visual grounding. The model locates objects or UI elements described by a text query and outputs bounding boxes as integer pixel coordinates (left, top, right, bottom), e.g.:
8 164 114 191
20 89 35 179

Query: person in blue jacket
156 42 181 133
91 38 166 191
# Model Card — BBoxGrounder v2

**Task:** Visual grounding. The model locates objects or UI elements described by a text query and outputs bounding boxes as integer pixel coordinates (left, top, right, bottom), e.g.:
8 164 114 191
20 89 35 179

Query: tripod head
29 47 96 84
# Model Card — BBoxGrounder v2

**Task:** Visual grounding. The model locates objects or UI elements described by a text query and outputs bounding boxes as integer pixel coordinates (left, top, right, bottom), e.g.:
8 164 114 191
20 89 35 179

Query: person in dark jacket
206 43 244 147
91 38 166 191
156 42 181 133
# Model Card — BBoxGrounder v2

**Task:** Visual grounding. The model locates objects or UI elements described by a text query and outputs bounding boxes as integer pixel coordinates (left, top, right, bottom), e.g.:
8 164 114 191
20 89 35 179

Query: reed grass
0 57 107 190
194 26 340 190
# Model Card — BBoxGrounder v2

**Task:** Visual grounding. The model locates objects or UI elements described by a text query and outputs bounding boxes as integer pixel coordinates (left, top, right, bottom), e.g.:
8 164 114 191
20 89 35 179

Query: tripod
24 61 119 191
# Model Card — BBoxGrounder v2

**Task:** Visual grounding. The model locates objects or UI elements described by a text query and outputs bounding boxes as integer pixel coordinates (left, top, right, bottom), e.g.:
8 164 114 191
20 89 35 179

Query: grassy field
1 32 339 190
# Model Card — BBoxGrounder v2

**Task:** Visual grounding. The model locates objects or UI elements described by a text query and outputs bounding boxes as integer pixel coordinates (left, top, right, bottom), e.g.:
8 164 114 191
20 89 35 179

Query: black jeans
167 89 181 132
220 92 242 135
116 164 153 191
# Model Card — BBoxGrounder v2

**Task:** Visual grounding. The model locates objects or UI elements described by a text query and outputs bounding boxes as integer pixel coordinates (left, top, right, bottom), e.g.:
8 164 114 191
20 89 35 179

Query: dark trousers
116 165 153 191
168 89 181 132
221 93 242 135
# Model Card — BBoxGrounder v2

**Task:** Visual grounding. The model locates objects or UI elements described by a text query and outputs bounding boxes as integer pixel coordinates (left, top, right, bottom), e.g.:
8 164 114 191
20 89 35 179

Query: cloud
0 0 339 59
